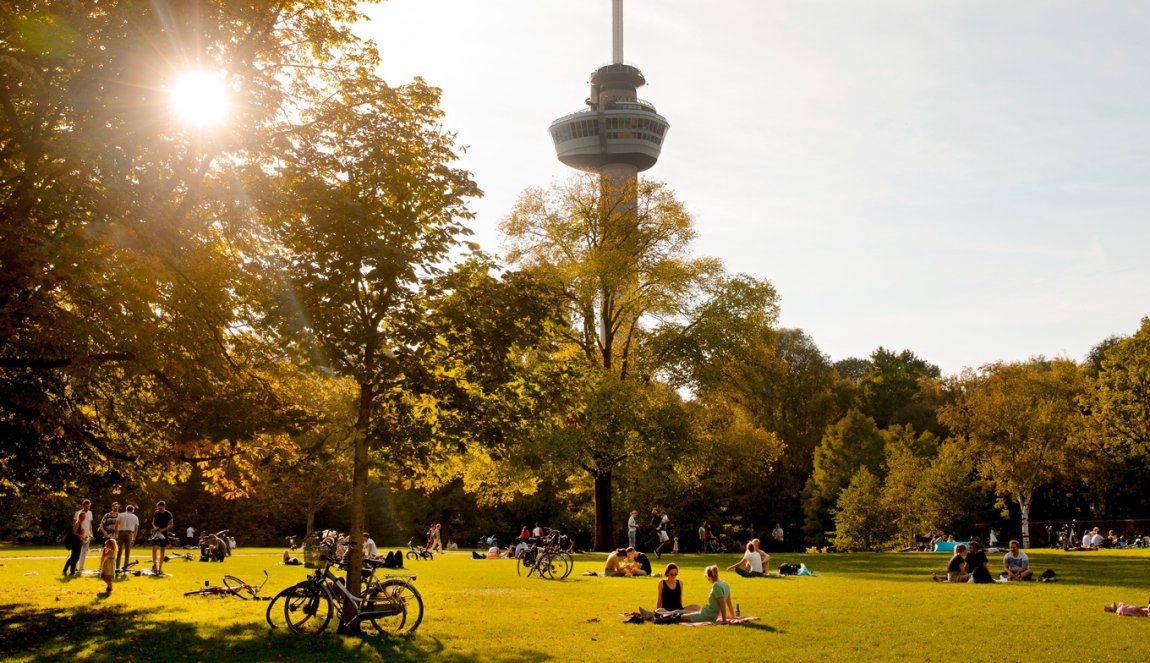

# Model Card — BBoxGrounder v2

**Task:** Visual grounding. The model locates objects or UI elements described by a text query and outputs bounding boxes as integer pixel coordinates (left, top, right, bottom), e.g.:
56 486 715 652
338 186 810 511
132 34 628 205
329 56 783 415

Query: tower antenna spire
612 0 624 64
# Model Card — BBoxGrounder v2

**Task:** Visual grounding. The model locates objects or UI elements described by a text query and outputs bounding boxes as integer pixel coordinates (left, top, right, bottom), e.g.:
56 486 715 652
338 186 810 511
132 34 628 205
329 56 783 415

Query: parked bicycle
275 543 423 635
185 571 268 599
406 538 433 561
516 529 573 580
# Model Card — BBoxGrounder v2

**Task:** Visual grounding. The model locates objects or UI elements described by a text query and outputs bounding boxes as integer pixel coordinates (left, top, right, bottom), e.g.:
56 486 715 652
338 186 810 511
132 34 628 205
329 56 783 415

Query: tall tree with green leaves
939 359 1086 547
802 409 886 546
1086 318 1150 455
857 348 942 432
501 174 779 550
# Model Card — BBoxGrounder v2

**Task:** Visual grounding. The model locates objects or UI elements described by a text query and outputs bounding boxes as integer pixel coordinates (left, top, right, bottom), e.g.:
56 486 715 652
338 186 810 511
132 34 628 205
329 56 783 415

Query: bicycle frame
314 561 404 628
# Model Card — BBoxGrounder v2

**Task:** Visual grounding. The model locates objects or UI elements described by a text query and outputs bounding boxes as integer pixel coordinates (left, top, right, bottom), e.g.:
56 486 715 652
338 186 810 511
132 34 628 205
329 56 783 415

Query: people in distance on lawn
99 538 117 594
728 541 765 577
965 539 994 583
62 507 84 577
74 499 94 574
1002 540 1032 580
651 510 672 559
933 543 970 582
363 532 378 559
655 563 700 616
630 511 641 550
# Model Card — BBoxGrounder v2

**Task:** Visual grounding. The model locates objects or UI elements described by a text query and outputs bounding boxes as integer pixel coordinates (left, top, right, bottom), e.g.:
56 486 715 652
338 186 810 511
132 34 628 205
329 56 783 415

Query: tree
831 468 888 552
802 410 885 546
857 348 942 431
500 174 779 550
939 359 1086 547
1087 318 1150 454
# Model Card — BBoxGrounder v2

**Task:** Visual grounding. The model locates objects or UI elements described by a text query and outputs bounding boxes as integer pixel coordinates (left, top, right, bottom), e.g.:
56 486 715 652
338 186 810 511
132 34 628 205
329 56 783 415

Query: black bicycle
270 545 423 635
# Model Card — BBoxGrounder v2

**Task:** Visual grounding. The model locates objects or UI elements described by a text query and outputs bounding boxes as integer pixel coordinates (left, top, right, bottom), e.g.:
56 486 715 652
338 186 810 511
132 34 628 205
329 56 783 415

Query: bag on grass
778 563 799 575
1040 568 1056 582
654 610 683 625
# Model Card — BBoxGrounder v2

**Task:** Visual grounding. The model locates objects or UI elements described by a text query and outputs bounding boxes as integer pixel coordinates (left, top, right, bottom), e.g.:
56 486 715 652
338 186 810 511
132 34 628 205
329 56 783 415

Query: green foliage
857 348 942 432
803 410 885 546
939 358 1087 546
1087 317 1150 454
831 468 889 551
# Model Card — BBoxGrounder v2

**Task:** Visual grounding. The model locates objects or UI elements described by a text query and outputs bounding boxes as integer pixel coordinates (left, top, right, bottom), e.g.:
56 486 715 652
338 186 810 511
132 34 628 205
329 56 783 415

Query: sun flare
169 71 229 128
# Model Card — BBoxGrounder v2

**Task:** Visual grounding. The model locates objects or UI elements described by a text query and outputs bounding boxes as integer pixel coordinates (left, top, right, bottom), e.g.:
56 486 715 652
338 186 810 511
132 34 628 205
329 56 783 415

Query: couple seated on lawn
632 564 735 624
727 540 770 577
933 539 1033 582
604 547 652 576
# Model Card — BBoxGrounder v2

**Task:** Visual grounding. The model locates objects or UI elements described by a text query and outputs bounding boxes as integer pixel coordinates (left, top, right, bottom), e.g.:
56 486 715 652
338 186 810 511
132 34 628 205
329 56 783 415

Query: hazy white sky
360 0 1150 375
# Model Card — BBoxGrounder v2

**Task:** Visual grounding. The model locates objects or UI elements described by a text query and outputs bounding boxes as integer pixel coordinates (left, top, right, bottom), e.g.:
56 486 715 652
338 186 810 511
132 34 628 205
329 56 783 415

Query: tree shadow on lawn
0 603 500 663
799 552 1149 588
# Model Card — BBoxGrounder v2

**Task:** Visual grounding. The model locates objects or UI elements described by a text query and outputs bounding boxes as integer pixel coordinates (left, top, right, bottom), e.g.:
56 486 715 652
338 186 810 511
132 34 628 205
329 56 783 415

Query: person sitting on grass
965 540 994 583
655 563 700 616
638 565 733 623
604 548 628 576
1002 540 1033 580
933 543 970 582
751 538 771 574
626 547 652 576
728 541 765 577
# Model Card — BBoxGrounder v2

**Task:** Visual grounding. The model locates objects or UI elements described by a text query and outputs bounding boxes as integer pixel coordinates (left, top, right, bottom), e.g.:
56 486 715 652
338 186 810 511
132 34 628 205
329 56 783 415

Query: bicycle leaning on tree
269 541 423 636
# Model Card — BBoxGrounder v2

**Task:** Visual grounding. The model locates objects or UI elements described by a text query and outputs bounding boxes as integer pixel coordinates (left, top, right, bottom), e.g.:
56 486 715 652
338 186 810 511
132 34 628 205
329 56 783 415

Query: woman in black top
656 563 700 615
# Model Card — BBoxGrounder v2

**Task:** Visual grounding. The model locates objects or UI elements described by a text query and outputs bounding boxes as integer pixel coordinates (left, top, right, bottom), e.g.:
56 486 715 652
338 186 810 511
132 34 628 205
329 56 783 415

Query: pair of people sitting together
632 564 735 624
727 539 770 577
604 547 652 576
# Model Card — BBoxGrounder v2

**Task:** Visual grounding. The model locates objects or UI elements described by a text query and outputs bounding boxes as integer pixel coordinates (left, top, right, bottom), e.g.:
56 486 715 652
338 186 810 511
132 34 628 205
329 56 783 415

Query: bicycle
185 571 268 599
278 546 423 635
115 560 141 578
406 538 433 561
516 530 573 580
165 550 195 562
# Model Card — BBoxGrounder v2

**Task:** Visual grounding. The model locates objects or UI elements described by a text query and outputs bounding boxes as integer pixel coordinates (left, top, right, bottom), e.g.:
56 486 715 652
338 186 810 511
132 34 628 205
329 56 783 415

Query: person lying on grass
1104 600 1150 617
638 565 733 623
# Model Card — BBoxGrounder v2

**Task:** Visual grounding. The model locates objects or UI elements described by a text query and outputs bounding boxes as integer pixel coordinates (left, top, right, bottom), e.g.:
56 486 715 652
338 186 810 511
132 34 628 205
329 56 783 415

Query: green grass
1 544 1147 661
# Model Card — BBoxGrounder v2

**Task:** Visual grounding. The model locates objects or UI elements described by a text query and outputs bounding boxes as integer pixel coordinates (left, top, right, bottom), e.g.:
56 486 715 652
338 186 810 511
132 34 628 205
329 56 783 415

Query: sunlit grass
0 545 1147 661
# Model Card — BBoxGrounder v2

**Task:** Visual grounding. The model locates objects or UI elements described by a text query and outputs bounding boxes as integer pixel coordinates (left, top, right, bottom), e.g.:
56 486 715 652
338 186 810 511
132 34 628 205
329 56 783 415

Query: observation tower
549 0 668 188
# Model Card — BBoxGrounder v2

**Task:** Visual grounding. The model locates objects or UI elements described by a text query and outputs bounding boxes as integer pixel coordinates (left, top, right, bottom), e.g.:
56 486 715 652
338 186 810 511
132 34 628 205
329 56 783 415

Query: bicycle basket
303 542 324 569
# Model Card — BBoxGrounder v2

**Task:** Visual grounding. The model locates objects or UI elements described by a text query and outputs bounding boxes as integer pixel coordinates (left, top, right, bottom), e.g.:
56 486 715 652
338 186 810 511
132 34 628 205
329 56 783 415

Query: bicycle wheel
516 552 535 577
420 551 433 560
368 578 423 634
537 552 562 580
283 582 333 635
183 588 217 597
265 585 297 628
405 551 418 560
223 575 258 600
550 551 573 580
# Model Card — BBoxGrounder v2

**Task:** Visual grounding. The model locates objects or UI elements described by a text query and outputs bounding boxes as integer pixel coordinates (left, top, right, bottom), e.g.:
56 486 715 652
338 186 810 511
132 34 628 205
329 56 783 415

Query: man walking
628 511 640 549
150 501 174 575
114 504 139 571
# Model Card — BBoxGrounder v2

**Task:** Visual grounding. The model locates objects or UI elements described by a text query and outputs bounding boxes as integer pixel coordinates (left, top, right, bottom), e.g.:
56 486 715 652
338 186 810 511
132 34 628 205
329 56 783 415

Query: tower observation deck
549 1 668 179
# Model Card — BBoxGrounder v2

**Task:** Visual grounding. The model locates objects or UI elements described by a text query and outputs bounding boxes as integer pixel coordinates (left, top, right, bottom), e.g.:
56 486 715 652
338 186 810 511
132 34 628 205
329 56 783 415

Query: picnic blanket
680 616 760 626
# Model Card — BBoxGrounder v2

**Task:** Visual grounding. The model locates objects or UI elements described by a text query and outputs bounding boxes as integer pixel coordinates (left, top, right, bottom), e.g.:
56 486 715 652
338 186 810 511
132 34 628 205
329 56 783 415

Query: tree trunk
593 470 614 552
305 508 315 540
1018 490 1033 548
337 382 372 634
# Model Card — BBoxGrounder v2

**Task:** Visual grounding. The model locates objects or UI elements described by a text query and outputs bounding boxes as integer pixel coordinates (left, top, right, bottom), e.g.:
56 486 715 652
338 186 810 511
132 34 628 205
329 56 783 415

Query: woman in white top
727 541 765 577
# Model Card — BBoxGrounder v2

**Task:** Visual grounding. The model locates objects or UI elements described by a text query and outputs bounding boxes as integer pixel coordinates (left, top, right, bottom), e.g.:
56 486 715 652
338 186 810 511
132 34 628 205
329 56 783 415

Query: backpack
1040 568 1057 582
778 563 800 575
971 566 994 584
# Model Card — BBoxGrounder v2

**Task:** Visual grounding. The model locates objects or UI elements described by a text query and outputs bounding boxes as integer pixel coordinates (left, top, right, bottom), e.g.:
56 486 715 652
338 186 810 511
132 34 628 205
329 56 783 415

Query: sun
169 71 230 128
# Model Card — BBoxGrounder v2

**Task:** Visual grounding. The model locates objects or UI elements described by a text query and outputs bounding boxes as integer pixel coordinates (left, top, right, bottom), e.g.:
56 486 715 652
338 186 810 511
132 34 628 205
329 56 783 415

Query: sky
359 0 1150 376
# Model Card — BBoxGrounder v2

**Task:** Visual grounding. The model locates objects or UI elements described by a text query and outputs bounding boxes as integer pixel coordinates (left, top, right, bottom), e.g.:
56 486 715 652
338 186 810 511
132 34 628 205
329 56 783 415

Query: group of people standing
63 499 176 584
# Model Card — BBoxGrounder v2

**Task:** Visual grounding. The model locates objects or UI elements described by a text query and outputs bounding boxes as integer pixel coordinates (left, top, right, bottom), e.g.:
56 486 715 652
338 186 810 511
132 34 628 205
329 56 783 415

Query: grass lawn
1 543 1147 662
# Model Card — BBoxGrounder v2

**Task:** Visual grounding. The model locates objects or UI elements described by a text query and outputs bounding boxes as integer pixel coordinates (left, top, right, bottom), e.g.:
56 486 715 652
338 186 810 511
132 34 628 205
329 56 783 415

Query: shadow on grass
0 602 527 663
